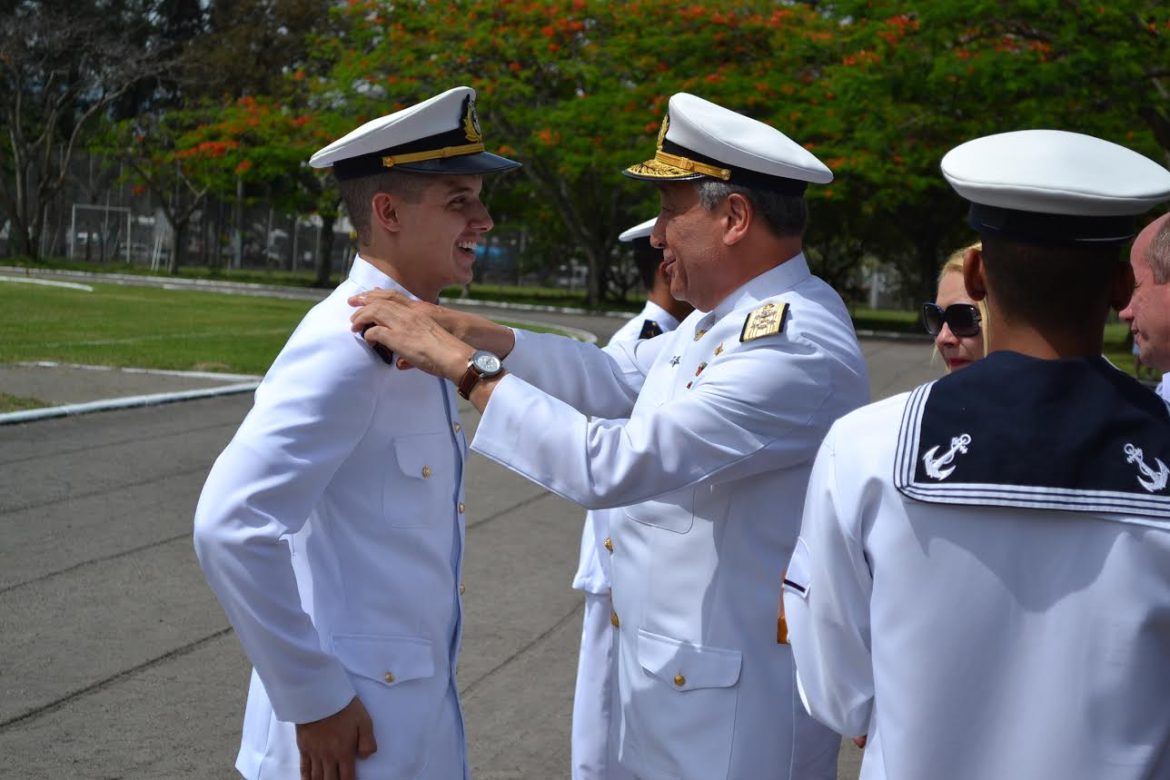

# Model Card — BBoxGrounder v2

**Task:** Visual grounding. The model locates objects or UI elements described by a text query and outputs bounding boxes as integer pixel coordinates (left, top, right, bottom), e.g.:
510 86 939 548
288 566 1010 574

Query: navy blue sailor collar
894 351 1170 525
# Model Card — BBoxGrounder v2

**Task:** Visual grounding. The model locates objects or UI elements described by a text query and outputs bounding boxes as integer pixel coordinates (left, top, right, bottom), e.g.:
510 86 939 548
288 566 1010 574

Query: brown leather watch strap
457 361 482 400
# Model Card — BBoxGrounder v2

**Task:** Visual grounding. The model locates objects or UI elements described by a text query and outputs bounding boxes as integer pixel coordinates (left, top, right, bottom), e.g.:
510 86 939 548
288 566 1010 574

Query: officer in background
570 216 692 780
784 129 1170 779
193 87 518 780
350 92 870 779
1120 212 1170 401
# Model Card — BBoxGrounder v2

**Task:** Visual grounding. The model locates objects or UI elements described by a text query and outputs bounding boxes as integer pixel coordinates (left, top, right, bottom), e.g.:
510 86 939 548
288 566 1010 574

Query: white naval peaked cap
309 86 520 180
624 92 832 195
619 217 657 243
942 129 1170 245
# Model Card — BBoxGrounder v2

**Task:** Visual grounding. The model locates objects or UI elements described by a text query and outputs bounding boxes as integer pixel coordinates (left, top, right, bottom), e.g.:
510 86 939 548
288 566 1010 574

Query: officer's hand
350 297 473 381
349 289 515 356
295 697 377 780
852 735 867 749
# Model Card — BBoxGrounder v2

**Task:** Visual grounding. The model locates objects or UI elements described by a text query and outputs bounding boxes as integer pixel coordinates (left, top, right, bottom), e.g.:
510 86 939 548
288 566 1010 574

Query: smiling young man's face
392 175 493 299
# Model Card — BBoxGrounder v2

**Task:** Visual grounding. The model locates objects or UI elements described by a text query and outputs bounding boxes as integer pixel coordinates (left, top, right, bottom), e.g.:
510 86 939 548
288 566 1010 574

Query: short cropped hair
1146 217 1170 285
695 180 808 238
979 234 1120 330
338 170 430 245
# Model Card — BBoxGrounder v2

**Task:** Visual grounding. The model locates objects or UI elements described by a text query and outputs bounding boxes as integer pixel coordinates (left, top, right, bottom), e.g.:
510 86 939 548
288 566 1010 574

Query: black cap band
661 139 808 196
967 202 1138 246
332 127 476 181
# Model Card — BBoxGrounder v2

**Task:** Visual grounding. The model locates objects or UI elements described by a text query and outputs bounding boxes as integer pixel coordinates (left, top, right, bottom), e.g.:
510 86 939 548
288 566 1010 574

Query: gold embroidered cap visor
624 138 808 196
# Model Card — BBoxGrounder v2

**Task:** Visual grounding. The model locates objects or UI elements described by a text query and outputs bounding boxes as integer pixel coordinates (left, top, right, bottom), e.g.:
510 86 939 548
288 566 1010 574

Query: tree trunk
168 219 186 274
914 234 940 305
585 243 602 308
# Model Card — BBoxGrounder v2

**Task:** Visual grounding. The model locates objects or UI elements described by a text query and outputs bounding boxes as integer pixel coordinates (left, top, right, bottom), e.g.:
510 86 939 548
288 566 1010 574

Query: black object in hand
360 324 395 365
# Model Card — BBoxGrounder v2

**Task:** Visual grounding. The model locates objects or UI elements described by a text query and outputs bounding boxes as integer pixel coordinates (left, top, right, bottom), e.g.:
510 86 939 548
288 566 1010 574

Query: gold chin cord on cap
382 142 486 169
653 150 731 180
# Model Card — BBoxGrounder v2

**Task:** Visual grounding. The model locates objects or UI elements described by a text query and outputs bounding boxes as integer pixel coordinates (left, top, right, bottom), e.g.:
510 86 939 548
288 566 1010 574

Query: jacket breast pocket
382 432 454 528
624 492 694 535
622 629 742 780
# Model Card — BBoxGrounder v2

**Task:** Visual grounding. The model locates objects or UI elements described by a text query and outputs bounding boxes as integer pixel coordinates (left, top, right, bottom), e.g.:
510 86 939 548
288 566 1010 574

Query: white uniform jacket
785 352 1170 780
194 257 469 780
572 300 681 596
474 255 869 780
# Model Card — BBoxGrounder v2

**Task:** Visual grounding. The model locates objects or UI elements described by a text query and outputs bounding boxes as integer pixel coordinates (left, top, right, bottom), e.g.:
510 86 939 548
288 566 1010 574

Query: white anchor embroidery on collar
922 434 972 481
1124 443 1169 493
669 355 681 367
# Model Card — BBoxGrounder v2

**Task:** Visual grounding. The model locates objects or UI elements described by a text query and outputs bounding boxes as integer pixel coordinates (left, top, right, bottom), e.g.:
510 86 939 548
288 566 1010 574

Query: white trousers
572 591 636 780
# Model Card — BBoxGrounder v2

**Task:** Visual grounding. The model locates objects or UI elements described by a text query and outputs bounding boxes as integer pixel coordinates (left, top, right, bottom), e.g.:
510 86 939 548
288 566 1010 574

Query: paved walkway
0 286 941 779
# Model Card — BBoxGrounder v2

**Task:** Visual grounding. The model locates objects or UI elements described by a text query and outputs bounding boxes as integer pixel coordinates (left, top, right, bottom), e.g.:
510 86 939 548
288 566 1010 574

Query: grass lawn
0 281 577 377
0 274 1143 380
0 392 47 413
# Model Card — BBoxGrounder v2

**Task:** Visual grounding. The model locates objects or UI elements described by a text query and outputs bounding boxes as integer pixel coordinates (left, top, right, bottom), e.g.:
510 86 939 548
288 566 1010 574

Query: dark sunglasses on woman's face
921 303 981 338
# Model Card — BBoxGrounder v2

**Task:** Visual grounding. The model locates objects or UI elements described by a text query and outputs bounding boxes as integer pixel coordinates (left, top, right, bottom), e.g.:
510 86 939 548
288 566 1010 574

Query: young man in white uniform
351 93 870 780
570 217 692 780
1120 212 1170 403
783 130 1170 780
193 87 519 780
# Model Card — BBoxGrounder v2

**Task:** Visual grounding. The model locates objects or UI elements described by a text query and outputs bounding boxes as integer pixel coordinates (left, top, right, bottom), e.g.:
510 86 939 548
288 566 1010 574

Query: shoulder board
740 302 789 343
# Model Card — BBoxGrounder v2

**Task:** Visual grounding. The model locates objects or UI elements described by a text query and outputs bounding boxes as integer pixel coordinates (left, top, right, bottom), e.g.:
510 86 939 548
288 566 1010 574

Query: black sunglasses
922 303 981 338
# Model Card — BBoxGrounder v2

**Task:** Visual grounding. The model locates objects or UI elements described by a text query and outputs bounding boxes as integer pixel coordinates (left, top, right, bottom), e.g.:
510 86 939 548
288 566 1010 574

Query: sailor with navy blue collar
783 129 1170 780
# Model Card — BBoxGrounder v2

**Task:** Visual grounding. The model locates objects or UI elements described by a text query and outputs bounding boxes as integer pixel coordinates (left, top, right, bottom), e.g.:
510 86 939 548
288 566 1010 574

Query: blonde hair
933 242 989 360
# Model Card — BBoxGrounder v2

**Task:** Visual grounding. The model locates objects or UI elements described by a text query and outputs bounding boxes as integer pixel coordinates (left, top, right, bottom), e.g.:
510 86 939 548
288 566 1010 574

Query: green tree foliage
320 0 841 305
25 0 1170 305
0 1 173 259
819 0 1170 300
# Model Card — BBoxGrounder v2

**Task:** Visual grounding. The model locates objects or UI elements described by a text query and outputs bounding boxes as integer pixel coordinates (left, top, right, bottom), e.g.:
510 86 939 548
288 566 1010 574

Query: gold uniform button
673 673 686 687
459 582 466 595
603 537 614 553
610 611 620 629
384 672 396 684
453 422 462 433
458 502 466 514
421 466 433 479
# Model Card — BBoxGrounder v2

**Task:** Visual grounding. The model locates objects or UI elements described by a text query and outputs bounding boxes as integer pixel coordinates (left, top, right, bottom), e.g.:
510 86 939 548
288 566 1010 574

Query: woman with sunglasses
923 242 988 372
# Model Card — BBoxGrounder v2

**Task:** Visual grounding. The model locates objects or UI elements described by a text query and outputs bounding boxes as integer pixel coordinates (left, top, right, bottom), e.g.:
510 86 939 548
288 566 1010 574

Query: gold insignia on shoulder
740 302 789 343
463 97 483 143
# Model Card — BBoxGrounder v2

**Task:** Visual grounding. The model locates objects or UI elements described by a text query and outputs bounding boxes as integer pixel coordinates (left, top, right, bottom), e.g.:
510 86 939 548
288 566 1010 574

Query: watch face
472 351 502 374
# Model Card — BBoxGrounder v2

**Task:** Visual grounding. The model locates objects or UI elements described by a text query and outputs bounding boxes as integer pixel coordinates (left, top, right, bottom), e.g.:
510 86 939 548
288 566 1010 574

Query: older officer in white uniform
571 217 691 780
1120 212 1170 402
784 130 1170 780
193 86 519 780
351 93 870 780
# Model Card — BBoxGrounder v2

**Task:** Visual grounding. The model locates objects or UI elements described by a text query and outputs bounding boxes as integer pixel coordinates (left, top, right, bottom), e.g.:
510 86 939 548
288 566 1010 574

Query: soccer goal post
69 204 132 264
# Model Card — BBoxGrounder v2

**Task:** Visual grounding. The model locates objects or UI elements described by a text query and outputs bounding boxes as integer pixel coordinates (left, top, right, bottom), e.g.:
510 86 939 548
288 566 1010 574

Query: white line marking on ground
0 276 93 292
0 382 260 426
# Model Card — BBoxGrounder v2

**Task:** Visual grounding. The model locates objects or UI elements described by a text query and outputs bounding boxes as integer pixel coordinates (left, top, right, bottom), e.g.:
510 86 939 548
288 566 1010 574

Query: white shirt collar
641 299 681 331
692 253 811 335
347 254 419 301
712 253 809 319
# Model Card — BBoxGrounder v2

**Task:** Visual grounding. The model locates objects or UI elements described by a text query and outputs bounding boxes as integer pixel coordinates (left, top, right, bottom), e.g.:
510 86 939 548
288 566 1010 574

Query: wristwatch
457 350 503 400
